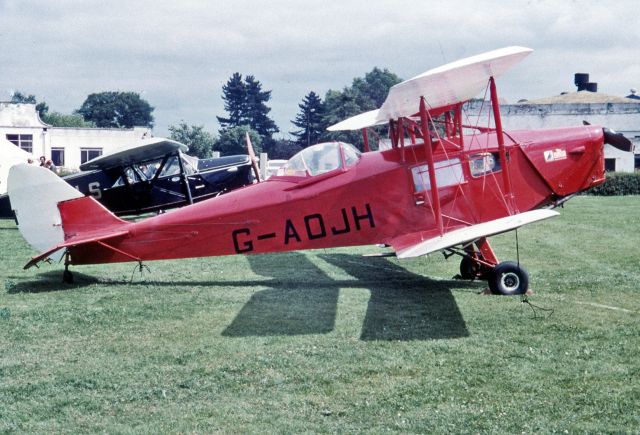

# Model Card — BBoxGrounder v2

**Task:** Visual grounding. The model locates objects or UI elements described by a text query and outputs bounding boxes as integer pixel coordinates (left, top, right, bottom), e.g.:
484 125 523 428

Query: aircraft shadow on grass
222 252 472 341
5 270 102 293
8 252 473 341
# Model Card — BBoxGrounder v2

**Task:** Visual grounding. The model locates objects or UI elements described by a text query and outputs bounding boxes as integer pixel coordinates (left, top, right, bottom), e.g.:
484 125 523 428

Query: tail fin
8 164 126 263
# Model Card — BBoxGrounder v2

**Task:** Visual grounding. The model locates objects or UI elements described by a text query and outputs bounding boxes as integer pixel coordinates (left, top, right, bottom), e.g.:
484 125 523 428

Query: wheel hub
501 272 520 292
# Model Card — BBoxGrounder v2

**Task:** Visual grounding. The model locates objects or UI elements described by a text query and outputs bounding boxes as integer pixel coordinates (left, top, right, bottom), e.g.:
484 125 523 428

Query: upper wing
328 46 533 131
79 138 188 171
392 209 558 259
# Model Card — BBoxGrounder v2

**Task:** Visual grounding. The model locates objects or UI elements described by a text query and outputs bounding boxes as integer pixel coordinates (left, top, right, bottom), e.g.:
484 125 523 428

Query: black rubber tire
488 261 529 295
459 255 490 280
460 256 477 280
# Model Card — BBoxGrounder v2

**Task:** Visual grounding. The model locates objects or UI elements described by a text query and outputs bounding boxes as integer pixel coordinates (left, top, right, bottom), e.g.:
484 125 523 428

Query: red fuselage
64 126 604 265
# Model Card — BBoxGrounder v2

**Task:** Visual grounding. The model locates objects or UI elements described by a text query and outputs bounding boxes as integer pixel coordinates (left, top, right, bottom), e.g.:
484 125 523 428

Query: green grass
1 196 638 433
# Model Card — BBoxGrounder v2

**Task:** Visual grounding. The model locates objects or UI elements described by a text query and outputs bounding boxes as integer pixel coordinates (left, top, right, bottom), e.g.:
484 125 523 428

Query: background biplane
8 47 629 294
0 138 254 218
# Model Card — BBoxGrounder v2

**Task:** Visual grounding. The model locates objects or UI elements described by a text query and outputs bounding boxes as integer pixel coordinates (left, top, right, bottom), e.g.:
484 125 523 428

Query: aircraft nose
583 121 633 152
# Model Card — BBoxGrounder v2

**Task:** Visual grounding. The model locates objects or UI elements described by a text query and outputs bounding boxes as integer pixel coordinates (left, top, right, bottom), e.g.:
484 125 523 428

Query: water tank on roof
575 73 589 90
585 82 598 92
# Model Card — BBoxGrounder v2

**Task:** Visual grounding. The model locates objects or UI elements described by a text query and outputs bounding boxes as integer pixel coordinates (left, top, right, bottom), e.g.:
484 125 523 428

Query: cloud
1 0 638 137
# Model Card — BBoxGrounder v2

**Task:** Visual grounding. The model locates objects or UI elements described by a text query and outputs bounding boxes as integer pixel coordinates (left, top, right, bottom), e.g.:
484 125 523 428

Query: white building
466 87 640 172
0 102 152 171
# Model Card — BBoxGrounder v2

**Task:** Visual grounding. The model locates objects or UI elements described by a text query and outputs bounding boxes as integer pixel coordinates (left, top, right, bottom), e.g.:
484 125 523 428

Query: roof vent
575 73 589 91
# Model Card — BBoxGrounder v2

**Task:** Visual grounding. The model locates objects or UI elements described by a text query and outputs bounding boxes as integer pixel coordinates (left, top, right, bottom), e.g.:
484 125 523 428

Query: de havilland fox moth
8 47 629 294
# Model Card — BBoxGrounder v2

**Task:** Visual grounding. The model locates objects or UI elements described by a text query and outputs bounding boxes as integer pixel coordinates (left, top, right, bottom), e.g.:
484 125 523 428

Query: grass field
1 196 638 433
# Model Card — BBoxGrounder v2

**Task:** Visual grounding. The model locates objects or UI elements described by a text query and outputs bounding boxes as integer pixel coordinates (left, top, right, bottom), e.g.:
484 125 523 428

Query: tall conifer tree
291 91 326 147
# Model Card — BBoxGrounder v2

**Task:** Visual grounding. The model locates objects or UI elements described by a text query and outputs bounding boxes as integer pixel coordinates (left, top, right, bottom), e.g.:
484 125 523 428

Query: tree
216 73 279 142
168 122 215 159
290 91 326 147
320 67 402 149
216 73 246 129
352 67 401 109
213 125 262 156
244 75 279 138
321 88 364 146
76 91 154 128
41 112 96 128
265 138 303 160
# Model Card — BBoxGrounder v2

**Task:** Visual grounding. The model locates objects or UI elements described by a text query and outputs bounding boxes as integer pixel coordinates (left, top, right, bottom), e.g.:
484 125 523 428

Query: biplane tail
8 164 128 267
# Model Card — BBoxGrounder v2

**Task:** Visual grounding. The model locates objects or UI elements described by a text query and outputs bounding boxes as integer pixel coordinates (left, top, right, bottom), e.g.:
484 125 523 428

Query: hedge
586 172 640 196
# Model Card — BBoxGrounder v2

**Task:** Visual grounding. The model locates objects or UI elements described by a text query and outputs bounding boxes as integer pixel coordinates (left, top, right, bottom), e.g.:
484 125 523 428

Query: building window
51 148 65 167
604 158 616 172
6 134 33 153
80 148 103 164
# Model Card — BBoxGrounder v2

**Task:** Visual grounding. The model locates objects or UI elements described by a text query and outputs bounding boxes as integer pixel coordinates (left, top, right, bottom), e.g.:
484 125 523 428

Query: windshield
278 142 361 177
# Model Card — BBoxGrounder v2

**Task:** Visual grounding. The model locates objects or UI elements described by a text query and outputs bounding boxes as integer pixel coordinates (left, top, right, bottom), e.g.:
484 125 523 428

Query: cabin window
180 153 198 175
278 142 361 177
51 148 65 166
412 158 464 192
6 134 33 153
137 159 162 180
113 166 143 187
80 148 103 164
159 156 181 177
469 152 501 177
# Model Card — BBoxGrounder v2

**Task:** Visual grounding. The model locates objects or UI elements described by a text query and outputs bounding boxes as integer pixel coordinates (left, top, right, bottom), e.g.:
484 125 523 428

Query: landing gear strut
62 252 74 284
459 254 491 280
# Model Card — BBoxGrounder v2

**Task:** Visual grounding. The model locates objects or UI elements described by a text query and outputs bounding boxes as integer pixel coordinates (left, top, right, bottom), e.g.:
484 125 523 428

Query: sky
1 0 638 137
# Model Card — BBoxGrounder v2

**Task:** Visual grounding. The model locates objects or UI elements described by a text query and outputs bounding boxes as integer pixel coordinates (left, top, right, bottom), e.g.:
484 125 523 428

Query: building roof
518 91 640 105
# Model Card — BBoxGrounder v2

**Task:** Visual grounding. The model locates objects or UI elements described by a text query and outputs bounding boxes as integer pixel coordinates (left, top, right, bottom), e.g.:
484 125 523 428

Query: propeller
245 132 262 182
583 121 633 152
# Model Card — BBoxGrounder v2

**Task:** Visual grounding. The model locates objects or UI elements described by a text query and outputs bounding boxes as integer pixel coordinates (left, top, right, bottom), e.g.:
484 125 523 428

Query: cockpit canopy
277 142 361 177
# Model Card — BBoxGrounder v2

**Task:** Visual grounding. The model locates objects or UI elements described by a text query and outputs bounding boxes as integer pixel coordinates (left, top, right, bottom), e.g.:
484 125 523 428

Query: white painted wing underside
79 137 188 171
328 46 533 131
396 209 559 259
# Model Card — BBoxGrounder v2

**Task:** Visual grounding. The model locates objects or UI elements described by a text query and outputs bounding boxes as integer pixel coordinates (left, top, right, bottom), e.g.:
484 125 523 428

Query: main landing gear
453 238 529 295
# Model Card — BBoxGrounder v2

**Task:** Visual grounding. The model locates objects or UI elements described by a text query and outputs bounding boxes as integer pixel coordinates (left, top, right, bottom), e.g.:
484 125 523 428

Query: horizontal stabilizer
395 209 559 259
23 228 130 270
328 46 532 131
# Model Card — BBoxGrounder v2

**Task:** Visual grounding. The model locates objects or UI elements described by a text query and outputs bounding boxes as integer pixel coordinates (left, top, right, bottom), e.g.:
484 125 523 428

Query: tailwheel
488 261 529 295
459 255 491 280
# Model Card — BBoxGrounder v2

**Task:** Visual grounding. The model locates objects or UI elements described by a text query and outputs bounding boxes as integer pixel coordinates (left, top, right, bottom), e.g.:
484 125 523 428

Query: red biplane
8 47 625 294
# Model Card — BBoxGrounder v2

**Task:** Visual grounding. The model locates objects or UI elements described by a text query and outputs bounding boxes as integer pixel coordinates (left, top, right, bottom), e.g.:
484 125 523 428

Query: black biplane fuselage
66 153 253 216
0 139 254 218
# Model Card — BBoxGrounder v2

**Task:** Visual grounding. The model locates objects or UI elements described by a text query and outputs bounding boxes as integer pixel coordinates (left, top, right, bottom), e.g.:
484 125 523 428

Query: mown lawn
0 196 638 433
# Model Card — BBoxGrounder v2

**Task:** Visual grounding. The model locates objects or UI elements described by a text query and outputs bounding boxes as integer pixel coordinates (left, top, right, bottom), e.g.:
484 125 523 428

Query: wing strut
419 97 444 235
490 77 518 214
176 151 194 205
